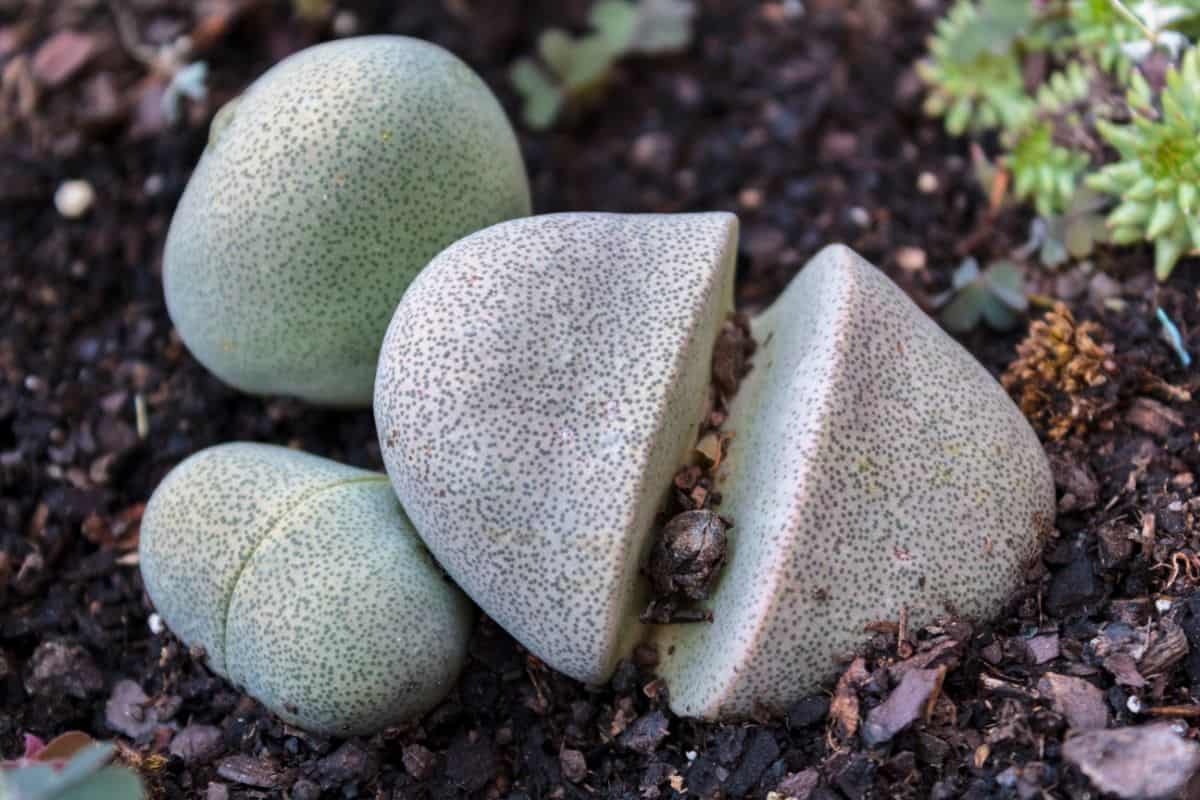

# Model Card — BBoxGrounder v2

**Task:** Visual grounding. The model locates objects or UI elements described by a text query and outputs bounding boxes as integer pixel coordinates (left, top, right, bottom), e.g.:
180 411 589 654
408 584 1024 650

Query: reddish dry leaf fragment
1023 634 1060 665
1127 397 1184 438
1139 620 1189 677
32 30 99 88
1037 672 1109 731
1102 653 1148 688
861 666 944 746
830 657 869 740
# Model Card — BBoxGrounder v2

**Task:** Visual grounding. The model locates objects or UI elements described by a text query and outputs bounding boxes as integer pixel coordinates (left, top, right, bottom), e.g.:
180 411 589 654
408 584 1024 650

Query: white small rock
149 612 164 635
917 171 940 194
55 180 95 219
332 10 359 37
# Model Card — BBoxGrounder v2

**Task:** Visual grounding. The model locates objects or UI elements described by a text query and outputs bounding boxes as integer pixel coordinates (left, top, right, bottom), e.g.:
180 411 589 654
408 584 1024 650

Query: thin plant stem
1110 0 1157 43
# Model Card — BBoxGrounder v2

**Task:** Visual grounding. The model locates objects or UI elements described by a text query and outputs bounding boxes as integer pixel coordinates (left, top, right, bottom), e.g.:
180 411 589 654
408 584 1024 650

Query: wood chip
861 666 945 746
830 657 868 740
1037 672 1109 731
32 30 99 88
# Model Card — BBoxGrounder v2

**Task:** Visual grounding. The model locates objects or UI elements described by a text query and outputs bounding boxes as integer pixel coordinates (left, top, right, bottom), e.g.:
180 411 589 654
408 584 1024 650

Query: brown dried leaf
1037 672 1109 731
830 657 869 740
31 30 99 88
862 666 945 746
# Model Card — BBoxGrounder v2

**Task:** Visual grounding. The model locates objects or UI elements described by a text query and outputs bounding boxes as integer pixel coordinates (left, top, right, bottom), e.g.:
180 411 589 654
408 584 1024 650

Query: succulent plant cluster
145 34 1054 736
919 0 1200 278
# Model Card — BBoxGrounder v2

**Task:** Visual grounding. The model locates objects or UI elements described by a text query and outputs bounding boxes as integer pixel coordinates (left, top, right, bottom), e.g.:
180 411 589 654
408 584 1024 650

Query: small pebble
332 10 359 37
895 246 927 272
917 171 939 194
148 613 164 635
738 188 763 210
848 206 871 228
54 179 95 219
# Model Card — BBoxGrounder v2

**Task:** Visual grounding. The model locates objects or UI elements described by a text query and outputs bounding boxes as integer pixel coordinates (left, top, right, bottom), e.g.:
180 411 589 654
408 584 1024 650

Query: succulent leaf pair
375 216 1053 716
147 36 1054 734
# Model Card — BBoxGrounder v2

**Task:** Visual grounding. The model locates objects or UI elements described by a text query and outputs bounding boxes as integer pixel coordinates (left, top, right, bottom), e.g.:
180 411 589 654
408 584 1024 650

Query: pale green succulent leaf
627 0 696 53
1110 224 1145 244
1155 233 1186 278
1109 200 1153 227
952 0 1036 61
538 28 576 76
979 292 1023 331
1145 198 1180 239
510 58 564 129
57 767 144 800
589 0 640 52
984 260 1028 310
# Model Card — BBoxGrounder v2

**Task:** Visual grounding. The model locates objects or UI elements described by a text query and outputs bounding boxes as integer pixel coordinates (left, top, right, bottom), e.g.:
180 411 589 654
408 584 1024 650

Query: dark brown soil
2 1 1199 798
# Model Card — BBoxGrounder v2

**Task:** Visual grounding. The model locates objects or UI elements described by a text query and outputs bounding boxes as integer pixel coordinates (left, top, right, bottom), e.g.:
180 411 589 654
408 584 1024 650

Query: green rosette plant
1088 49 1200 277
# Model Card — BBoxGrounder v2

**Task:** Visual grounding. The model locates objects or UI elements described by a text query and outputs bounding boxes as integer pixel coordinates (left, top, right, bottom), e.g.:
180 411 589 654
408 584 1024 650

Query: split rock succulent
375 212 738 684
139 443 473 735
652 244 1054 718
163 36 531 405
375 215 1054 718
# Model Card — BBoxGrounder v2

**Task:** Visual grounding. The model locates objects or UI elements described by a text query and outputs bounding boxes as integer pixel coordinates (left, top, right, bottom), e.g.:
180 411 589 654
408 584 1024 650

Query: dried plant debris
1002 302 1119 440
641 314 755 625
641 510 729 623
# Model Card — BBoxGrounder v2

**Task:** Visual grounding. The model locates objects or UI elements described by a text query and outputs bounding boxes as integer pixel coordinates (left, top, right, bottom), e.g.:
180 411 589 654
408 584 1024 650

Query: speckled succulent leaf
375 212 738 685
139 443 473 735
163 36 531 406
652 245 1055 719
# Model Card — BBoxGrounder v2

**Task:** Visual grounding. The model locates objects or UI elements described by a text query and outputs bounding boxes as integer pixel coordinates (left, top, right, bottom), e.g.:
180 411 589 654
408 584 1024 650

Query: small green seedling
0 732 143 800
375 214 1053 718
1029 188 1113 268
139 443 474 735
511 0 695 129
164 36 530 405
937 258 1028 333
